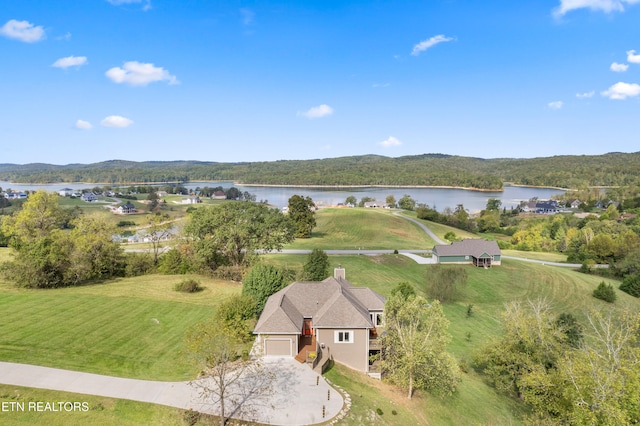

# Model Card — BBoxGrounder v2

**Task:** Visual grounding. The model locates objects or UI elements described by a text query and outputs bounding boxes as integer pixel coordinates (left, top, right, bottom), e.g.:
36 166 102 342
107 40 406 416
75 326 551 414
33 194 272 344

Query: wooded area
2 151 639 189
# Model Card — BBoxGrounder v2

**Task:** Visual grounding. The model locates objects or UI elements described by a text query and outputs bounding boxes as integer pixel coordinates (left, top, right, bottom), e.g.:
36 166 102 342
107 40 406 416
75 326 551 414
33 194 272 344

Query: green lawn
502 249 567 262
0 274 240 381
0 385 188 426
285 208 436 250
399 212 478 242
264 253 638 425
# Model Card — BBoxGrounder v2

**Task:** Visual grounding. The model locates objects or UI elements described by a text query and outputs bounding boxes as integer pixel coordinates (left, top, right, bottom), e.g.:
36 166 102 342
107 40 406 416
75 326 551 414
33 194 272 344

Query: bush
444 231 457 242
158 248 191 274
619 272 640 297
174 278 202 293
214 294 257 342
593 281 616 303
124 252 155 277
376 408 384 416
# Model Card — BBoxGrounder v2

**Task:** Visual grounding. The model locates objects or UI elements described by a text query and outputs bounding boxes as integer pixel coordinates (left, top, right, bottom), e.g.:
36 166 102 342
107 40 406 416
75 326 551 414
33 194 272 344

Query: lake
1 180 565 213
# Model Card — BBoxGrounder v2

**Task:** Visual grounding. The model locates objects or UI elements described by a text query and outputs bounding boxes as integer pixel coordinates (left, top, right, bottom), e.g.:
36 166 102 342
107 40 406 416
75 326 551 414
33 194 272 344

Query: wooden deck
295 335 316 363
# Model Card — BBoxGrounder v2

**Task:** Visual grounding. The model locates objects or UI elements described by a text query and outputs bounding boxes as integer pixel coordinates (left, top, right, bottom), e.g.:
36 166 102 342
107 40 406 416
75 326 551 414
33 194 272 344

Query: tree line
5 151 640 189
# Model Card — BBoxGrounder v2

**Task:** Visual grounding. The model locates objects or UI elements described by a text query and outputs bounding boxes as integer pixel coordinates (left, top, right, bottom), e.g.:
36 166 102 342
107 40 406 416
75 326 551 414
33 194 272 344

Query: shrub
620 273 640 297
444 231 457 241
124 252 155 277
593 281 616 303
214 295 258 342
158 248 191 274
174 278 202 293
376 408 384 415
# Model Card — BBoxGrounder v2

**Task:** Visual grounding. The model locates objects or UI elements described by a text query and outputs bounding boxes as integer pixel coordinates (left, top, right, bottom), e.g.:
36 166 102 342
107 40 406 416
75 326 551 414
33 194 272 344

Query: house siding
316 328 368 372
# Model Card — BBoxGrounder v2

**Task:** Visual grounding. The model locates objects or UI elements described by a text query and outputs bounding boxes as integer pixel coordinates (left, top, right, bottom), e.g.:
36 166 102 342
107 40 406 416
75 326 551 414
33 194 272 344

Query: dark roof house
432 239 501 267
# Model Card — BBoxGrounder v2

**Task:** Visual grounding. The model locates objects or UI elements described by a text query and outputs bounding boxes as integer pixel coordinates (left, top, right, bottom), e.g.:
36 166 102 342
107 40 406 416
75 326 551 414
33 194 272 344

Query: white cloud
553 0 640 16
107 0 152 11
627 50 640 64
411 35 453 56
52 56 88 69
0 19 45 43
56 32 72 41
105 61 178 86
610 62 629 72
75 120 93 130
601 82 640 99
298 104 334 119
378 136 402 148
548 101 564 109
576 91 595 98
240 8 255 25
101 115 134 127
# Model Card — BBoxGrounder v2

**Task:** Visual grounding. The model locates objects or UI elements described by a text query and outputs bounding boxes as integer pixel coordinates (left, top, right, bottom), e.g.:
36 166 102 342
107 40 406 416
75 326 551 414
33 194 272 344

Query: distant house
212 191 226 200
58 188 74 197
254 267 385 377
81 193 97 202
535 201 559 214
117 203 136 214
4 191 27 200
181 196 201 204
567 199 582 209
432 239 502 267
363 201 378 208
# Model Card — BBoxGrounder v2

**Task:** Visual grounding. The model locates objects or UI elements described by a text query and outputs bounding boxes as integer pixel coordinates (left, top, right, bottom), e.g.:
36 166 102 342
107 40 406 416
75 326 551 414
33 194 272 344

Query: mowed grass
264 253 638 425
0 274 240 381
0 384 187 426
285 208 436 250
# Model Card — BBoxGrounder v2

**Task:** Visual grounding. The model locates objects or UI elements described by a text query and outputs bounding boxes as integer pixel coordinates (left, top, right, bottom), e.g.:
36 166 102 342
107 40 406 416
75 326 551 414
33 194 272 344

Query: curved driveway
0 358 344 425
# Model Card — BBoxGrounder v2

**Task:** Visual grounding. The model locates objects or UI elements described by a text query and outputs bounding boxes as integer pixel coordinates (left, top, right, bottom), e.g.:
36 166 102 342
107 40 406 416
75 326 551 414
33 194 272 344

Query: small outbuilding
432 239 501 267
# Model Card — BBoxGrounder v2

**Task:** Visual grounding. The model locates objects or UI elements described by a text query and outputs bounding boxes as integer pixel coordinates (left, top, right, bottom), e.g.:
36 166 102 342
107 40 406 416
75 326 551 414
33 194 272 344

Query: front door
303 319 313 336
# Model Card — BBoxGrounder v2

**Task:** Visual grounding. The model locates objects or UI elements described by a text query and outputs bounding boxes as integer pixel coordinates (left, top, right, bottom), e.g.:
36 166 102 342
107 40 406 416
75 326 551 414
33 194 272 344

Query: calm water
1 180 565 213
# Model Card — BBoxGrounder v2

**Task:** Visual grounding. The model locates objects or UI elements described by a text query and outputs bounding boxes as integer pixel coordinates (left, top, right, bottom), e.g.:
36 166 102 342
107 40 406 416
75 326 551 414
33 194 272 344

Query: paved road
393 211 446 244
0 358 344 425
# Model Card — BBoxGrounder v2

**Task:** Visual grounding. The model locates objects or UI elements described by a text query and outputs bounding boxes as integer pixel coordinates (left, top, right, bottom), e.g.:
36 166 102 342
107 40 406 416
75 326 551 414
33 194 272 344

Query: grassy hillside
263 253 637 425
286 208 436 250
0 274 240 381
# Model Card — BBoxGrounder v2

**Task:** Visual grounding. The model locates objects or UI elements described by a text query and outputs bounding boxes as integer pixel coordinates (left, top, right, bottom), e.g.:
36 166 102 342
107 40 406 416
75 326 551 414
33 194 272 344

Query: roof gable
254 275 385 334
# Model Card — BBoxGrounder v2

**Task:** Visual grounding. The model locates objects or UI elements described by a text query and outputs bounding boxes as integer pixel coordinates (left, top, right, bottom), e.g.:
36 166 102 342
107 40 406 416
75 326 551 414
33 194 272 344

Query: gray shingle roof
253 276 385 334
433 239 501 258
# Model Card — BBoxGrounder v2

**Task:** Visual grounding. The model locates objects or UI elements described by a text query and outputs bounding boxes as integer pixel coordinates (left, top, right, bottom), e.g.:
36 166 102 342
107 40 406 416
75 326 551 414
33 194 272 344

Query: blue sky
2 0 639 165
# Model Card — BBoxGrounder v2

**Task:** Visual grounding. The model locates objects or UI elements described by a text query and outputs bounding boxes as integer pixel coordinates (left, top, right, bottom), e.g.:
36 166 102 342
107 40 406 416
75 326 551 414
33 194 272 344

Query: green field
0 274 240 381
0 385 188 426
285 208 436 250
1 206 638 425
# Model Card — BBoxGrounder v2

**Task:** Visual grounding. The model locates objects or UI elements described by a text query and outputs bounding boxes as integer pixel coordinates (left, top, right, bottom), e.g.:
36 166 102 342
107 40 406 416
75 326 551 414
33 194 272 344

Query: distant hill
1 152 639 190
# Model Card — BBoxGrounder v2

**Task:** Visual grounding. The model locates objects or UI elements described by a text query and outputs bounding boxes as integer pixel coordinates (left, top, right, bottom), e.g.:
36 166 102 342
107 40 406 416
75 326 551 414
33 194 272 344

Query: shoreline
2 180 571 193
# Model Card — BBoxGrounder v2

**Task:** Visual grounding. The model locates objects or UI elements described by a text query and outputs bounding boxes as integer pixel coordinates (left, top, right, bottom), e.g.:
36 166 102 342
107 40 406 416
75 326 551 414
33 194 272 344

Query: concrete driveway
0 358 344 425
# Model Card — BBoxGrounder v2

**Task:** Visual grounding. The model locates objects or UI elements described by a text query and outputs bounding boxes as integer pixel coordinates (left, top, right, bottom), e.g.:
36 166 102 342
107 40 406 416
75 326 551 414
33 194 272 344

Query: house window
370 312 384 327
334 330 353 343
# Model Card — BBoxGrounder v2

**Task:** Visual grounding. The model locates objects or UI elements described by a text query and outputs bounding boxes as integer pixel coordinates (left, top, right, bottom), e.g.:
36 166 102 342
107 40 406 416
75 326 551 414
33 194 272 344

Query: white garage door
265 339 292 356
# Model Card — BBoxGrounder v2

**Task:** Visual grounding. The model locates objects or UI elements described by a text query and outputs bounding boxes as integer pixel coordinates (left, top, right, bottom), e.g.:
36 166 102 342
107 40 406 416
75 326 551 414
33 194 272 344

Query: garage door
265 339 292 356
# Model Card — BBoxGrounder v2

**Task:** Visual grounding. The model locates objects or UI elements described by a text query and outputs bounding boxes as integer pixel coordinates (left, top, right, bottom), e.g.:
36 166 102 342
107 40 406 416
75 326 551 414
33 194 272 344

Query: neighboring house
363 201 378 208
212 191 226 200
81 193 97 202
535 201 559 214
156 191 168 197
432 239 502 267
4 191 27 200
254 267 385 377
117 203 136 214
58 188 74 197
520 201 537 213
181 196 201 204
568 199 582 209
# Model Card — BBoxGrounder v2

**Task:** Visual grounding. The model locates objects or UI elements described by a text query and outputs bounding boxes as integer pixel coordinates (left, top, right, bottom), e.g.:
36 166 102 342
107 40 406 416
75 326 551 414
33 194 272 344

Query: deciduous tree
381 288 458 399
242 264 294 312
302 248 329 281
184 202 295 268
287 195 316 238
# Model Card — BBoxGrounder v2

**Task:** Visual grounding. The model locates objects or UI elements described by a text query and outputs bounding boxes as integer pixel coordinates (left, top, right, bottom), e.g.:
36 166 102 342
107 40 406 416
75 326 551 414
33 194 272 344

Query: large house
432 239 502 267
254 267 385 377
